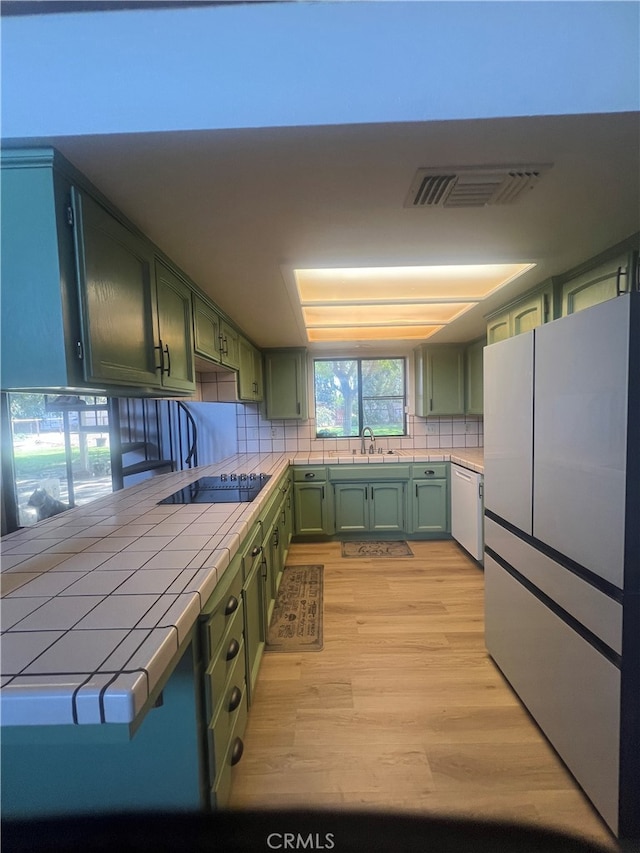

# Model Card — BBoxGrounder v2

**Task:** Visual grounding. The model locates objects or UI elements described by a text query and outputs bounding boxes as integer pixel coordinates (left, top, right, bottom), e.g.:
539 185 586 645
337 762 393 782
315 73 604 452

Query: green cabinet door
293 482 333 535
193 294 222 364
561 250 637 316
219 320 240 370
370 483 405 532
238 336 263 401
72 187 159 388
412 479 449 533
486 310 511 344
334 481 405 533
155 261 196 393
334 483 368 533
264 349 308 419
242 555 266 705
414 344 465 416
465 337 485 415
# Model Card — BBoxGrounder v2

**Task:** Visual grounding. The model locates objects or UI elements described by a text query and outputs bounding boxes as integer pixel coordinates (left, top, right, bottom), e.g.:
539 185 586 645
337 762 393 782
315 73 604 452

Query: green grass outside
13 446 112 476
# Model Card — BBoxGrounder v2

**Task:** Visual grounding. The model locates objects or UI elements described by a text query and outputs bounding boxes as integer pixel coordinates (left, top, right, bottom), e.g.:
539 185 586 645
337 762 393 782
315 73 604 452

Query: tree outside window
314 358 406 437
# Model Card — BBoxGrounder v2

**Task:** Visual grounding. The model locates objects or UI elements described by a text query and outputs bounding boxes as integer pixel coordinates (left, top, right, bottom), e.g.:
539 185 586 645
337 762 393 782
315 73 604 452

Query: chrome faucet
361 425 375 455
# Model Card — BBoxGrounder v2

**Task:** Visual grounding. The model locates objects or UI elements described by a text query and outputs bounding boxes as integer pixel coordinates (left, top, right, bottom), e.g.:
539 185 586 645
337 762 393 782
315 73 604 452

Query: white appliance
483 292 640 840
450 464 483 561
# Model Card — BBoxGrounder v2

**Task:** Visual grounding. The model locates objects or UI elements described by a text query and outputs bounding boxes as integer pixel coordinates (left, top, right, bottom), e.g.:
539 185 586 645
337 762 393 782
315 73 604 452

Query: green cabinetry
334 481 406 533
154 260 196 393
464 337 485 415
199 551 248 809
263 349 308 419
219 320 240 370
410 463 449 534
238 336 263 401
293 467 334 536
560 247 638 316
414 344 465 416
193 294 223 364
486 284 552 344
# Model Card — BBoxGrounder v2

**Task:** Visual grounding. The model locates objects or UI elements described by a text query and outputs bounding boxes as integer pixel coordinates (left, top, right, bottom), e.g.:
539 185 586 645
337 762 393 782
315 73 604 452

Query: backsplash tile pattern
236 405 483 454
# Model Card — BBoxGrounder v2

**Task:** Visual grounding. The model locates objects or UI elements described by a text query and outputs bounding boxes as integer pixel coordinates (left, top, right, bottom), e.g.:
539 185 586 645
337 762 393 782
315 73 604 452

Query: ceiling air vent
405 164 551 208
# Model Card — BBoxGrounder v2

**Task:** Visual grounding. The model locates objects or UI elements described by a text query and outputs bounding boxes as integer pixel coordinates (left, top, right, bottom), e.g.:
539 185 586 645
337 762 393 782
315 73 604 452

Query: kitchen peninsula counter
0 448 483 730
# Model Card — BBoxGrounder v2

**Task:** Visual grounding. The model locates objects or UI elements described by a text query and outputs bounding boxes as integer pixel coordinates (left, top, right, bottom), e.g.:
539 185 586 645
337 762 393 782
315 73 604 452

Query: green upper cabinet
237 336 263 402
560 246 639 316
1 147 197 396
1 150 86 391
464 337 485 415
486 283 552 344
72 187 159 389
263 348 308 420
193 294 223 365
154 261 196 393
414 344 465 416
219 320 240 370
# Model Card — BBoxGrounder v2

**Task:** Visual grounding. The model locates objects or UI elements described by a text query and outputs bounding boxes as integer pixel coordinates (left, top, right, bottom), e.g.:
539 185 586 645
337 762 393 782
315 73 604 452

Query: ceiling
32 110 639 354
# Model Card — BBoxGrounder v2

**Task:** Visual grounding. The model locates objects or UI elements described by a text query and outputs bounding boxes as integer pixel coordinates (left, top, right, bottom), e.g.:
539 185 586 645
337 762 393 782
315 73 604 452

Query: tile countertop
0 448 482 729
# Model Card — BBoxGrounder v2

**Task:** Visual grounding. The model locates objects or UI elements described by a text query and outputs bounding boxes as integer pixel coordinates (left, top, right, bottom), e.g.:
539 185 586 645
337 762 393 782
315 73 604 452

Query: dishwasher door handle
454 468 473 482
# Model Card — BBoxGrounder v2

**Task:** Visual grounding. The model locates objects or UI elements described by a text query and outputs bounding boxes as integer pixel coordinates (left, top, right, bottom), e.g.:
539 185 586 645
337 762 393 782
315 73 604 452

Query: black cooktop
158 474 271 505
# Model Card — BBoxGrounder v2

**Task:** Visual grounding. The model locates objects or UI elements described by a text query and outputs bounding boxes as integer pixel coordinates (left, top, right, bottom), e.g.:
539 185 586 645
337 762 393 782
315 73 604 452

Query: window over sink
313 357 406 438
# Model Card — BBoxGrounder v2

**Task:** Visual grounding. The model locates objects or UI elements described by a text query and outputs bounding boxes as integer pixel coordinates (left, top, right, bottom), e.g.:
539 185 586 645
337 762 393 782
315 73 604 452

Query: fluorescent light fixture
293 263 534 343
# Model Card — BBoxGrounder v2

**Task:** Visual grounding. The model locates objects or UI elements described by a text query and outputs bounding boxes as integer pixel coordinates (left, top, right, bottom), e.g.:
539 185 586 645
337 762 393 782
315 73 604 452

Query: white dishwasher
451 463 484 561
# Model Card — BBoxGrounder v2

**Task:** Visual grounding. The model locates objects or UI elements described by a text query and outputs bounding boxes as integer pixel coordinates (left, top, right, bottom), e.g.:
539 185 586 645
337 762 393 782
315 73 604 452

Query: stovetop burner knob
240 473 248 480
220 474 228 481
230 473 237 481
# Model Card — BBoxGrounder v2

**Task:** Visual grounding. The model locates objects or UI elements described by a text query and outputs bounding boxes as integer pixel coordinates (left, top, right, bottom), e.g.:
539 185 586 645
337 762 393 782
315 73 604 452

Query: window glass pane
314 360 359 437
314 358 406 437
9 393 112 527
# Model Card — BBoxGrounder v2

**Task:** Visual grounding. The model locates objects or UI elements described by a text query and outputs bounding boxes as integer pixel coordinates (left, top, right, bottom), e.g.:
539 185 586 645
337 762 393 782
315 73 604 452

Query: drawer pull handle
224 595 239 616
226 638 241 661
424 469 435 475
251 546 262 557
304 472 316 479
230 737 244 766
228 685 243 712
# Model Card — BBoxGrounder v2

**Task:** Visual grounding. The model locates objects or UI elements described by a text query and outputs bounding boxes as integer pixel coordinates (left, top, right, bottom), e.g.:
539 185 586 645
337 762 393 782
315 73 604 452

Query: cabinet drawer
209 692 249 810
201 564 243 660
203 608 245 721
410 462 448 479
207 654 247 783
293 466 327 482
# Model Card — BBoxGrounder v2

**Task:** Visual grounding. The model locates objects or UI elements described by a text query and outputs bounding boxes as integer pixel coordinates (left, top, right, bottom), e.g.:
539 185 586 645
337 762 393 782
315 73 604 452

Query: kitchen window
314 357 406 438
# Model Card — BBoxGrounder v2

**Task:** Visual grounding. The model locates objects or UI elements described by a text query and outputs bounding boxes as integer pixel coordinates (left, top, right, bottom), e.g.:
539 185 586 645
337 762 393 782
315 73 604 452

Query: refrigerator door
483 331 534 535
533 296 629 587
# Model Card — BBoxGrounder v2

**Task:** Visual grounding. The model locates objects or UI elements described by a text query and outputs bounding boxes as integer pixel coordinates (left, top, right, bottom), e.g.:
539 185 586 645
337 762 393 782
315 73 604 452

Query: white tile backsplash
232 403 482 453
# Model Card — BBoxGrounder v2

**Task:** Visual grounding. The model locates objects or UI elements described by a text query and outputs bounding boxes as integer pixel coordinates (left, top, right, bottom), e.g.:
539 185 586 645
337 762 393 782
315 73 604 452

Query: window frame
313 356 407 438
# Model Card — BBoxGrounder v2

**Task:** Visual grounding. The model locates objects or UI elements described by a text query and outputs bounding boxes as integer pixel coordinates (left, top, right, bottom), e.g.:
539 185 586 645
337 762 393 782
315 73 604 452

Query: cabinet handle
163 344 171 376
616 265 628 296
224 595 239 616
296 402 301 414
154 339 165 373
416 484 418 498
251 546 262 557
304 472 316 479
424 469 435 476
230 737 244 766
226 638 241 661
228 685 243 713
273 526 280 547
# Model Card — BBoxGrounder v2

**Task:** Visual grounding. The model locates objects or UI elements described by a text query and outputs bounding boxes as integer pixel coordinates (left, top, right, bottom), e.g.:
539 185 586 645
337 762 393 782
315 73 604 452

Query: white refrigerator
483 293 640 840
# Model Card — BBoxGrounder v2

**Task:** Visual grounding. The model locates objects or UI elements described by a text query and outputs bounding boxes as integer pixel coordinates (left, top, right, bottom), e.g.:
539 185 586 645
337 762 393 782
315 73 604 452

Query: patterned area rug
341 540 414 558
266 565 323 652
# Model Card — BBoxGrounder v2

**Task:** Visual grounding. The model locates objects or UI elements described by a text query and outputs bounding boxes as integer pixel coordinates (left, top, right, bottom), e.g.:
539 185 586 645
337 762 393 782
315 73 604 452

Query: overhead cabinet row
0 148 273 401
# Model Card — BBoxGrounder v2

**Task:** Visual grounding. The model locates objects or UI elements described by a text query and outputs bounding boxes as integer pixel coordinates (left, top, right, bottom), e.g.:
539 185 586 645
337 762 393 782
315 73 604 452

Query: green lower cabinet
241 535 267 706
334 482 406 533
412 479 449 533
293 480 334 536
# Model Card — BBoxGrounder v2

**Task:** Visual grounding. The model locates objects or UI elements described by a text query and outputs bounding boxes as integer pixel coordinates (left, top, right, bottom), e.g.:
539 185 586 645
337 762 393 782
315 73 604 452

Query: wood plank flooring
228 540 619 849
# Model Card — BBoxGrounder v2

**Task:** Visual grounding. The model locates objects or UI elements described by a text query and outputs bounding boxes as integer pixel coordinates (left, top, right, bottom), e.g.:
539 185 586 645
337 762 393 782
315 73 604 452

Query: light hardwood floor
228 540 619 849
